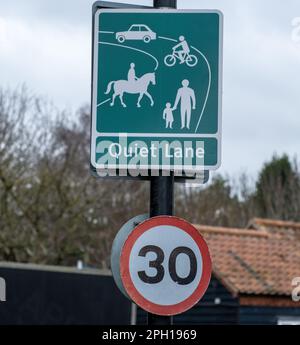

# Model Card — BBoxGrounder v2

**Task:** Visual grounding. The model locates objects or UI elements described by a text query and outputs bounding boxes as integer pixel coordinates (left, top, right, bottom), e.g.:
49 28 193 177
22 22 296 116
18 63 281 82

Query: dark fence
0 263 131 325
1 263 299 325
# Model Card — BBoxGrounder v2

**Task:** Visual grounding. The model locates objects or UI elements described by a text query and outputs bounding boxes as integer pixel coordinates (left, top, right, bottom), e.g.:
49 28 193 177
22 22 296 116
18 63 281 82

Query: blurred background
0 0 299 325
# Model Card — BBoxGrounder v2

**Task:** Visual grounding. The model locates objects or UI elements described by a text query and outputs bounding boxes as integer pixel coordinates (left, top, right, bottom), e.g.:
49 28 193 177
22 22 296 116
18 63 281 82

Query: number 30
138 245 197 285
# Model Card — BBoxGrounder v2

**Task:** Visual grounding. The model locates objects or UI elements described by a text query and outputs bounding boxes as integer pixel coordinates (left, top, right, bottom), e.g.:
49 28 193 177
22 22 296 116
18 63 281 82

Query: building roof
0 262 111 277
195 218 300 297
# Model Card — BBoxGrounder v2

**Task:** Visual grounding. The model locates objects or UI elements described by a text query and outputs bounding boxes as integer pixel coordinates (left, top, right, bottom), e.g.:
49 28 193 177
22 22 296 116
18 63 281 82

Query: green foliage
255 154 300 220
175 174 254 228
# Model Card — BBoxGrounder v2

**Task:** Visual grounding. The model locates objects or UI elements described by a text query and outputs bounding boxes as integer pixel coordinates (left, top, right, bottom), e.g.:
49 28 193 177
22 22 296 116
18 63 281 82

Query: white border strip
91 9 223 171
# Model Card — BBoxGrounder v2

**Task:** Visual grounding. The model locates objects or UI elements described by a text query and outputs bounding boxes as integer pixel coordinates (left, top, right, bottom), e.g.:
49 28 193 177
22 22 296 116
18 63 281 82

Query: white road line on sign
191 45 212 134
99 31 114 34
97 132 217 138
98 36 211 132
158 36 178 42
99 41 159 71
97 98 111 107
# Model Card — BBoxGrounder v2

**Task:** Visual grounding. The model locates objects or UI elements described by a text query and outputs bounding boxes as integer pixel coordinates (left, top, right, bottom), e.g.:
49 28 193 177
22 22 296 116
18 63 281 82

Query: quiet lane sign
91 9 223 175
120 216 212 316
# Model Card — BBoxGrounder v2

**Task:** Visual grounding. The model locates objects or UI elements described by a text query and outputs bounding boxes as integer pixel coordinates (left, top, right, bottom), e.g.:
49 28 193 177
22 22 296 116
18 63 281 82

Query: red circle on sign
120 216 212 316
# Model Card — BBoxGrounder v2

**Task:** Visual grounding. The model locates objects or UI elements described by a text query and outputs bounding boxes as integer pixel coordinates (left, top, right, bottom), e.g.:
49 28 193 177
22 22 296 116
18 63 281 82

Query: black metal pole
147 0 177 326
154 0 177 8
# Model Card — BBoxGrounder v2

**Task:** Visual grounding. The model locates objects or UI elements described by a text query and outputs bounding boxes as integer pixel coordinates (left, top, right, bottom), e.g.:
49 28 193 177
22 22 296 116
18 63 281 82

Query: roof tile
195 219 300 296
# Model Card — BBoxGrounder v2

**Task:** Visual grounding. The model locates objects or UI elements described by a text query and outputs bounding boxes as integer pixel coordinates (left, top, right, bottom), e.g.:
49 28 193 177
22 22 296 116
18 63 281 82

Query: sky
0 0 299 178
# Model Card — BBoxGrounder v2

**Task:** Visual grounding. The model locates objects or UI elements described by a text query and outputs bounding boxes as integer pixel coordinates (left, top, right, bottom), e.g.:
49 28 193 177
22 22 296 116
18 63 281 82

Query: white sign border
91 9 223 172
120 216 212 316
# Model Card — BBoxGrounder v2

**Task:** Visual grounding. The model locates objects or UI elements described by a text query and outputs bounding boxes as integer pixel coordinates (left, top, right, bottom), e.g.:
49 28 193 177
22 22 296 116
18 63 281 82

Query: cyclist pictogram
164 36 198 67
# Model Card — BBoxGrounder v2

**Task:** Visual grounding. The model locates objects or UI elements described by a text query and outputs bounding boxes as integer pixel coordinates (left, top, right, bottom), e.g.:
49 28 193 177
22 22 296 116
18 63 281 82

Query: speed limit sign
120 216 212 316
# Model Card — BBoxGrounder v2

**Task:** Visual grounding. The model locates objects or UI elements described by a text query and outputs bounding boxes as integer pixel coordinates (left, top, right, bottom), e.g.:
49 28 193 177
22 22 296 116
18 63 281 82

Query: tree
0 88 149 268
175 175 248 228
255 154 300 220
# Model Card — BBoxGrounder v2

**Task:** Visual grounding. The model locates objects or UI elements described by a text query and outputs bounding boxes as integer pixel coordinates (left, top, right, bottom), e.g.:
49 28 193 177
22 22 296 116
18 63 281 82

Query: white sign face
129 225 203 305
120 216 212 316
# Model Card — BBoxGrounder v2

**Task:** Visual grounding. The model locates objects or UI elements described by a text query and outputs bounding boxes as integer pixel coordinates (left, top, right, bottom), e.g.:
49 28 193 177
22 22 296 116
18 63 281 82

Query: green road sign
91 9 223 176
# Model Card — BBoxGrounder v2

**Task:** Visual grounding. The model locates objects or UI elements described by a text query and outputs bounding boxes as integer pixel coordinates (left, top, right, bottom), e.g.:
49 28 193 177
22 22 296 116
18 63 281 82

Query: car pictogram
116 24 157 44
